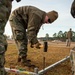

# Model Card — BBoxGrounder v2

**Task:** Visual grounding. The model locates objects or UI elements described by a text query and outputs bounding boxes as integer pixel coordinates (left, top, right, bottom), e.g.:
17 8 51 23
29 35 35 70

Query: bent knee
15 30 24 41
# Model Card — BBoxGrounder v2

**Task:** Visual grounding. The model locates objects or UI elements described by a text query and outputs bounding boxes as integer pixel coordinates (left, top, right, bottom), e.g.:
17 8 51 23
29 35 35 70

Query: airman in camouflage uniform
9 6 58 66
0 0 21 75
66 28 73 47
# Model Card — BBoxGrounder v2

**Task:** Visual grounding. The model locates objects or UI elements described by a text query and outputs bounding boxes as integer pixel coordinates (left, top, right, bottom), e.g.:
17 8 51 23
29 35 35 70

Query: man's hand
71 1 75 18
35 42 41 49
30 42 41 49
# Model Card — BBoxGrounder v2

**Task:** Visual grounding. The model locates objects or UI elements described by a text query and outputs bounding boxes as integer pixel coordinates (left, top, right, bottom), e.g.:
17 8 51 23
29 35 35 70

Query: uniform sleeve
27 13 41 45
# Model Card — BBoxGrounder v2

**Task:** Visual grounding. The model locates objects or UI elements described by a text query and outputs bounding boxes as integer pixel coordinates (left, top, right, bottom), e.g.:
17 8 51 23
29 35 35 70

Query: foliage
53 30 75 41
39 30 75 42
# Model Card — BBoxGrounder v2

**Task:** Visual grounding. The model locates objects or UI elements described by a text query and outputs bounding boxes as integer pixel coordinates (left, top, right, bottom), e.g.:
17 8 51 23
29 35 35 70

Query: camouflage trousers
0 42 7 75
0 55 7 75
0 0 12 74
70 49 75 75
66 38 71 47
0 20 8 75
9 15 28 57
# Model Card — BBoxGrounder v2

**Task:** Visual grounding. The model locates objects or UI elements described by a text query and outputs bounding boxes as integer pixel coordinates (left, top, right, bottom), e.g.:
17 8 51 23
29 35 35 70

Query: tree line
4 30 75 42
45 30 75 42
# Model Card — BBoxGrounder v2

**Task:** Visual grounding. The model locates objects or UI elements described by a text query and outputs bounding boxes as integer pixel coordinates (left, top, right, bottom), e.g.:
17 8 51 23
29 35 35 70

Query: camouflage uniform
71 0 75 18
9 6 46 61
70 48 75 75
66 29 73 47
0 0 12 75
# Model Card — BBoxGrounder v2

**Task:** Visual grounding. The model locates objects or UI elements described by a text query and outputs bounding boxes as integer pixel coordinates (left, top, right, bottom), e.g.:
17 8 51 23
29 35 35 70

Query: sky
5 0 75 37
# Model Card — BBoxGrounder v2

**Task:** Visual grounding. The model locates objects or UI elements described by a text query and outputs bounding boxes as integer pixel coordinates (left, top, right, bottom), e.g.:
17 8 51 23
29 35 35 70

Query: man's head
47 10 58 23
70 28 72 31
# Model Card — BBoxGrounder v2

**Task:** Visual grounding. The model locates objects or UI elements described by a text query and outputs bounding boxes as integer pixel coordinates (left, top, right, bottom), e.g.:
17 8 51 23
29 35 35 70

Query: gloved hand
35 42 41 49
71 1 75 18
30 42 41 49
16 0 21 2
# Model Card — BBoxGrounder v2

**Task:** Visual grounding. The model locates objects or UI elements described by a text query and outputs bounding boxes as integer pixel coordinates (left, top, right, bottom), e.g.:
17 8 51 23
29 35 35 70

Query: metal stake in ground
43 41 48 69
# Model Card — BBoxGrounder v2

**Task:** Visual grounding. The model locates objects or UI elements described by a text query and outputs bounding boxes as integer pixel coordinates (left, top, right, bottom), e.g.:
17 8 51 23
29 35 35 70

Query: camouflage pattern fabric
66 29 73 47
66 31 72 39
9 6 46 57
9 14 28 57
70 49 75 75
66 39 71 47
0 0 12 75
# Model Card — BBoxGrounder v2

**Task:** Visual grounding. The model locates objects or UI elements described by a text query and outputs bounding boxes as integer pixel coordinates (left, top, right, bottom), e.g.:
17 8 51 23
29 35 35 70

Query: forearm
27 26 39 45
27 13 41 45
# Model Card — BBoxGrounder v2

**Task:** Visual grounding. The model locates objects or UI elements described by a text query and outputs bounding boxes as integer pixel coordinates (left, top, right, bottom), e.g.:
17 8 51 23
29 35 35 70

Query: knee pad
15 30 24 41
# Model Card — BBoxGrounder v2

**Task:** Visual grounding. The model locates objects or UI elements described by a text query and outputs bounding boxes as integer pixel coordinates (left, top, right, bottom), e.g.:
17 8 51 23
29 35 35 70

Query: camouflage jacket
66 31 73 39
11 6 46 44
0 0 12 21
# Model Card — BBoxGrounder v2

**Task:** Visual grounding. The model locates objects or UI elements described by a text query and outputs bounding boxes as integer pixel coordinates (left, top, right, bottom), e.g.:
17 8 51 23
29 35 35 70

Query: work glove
71 1 75 18
35 42 41 49
30 42 41 49
16 0 21 2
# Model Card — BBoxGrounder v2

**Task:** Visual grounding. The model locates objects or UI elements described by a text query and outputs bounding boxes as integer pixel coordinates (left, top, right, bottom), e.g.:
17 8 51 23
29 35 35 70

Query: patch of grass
5 42 73 75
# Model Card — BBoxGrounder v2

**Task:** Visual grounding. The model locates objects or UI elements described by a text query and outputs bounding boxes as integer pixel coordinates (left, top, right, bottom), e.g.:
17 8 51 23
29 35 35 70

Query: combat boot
18 56 32 67
18 56 31 62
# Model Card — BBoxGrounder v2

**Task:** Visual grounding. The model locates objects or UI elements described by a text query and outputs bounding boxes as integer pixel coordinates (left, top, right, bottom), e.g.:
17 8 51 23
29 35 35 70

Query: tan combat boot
18 56 33 67
18 56 31 62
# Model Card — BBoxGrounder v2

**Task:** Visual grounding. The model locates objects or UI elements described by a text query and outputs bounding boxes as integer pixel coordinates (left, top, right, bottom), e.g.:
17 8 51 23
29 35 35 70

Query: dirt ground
5 40 75 75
